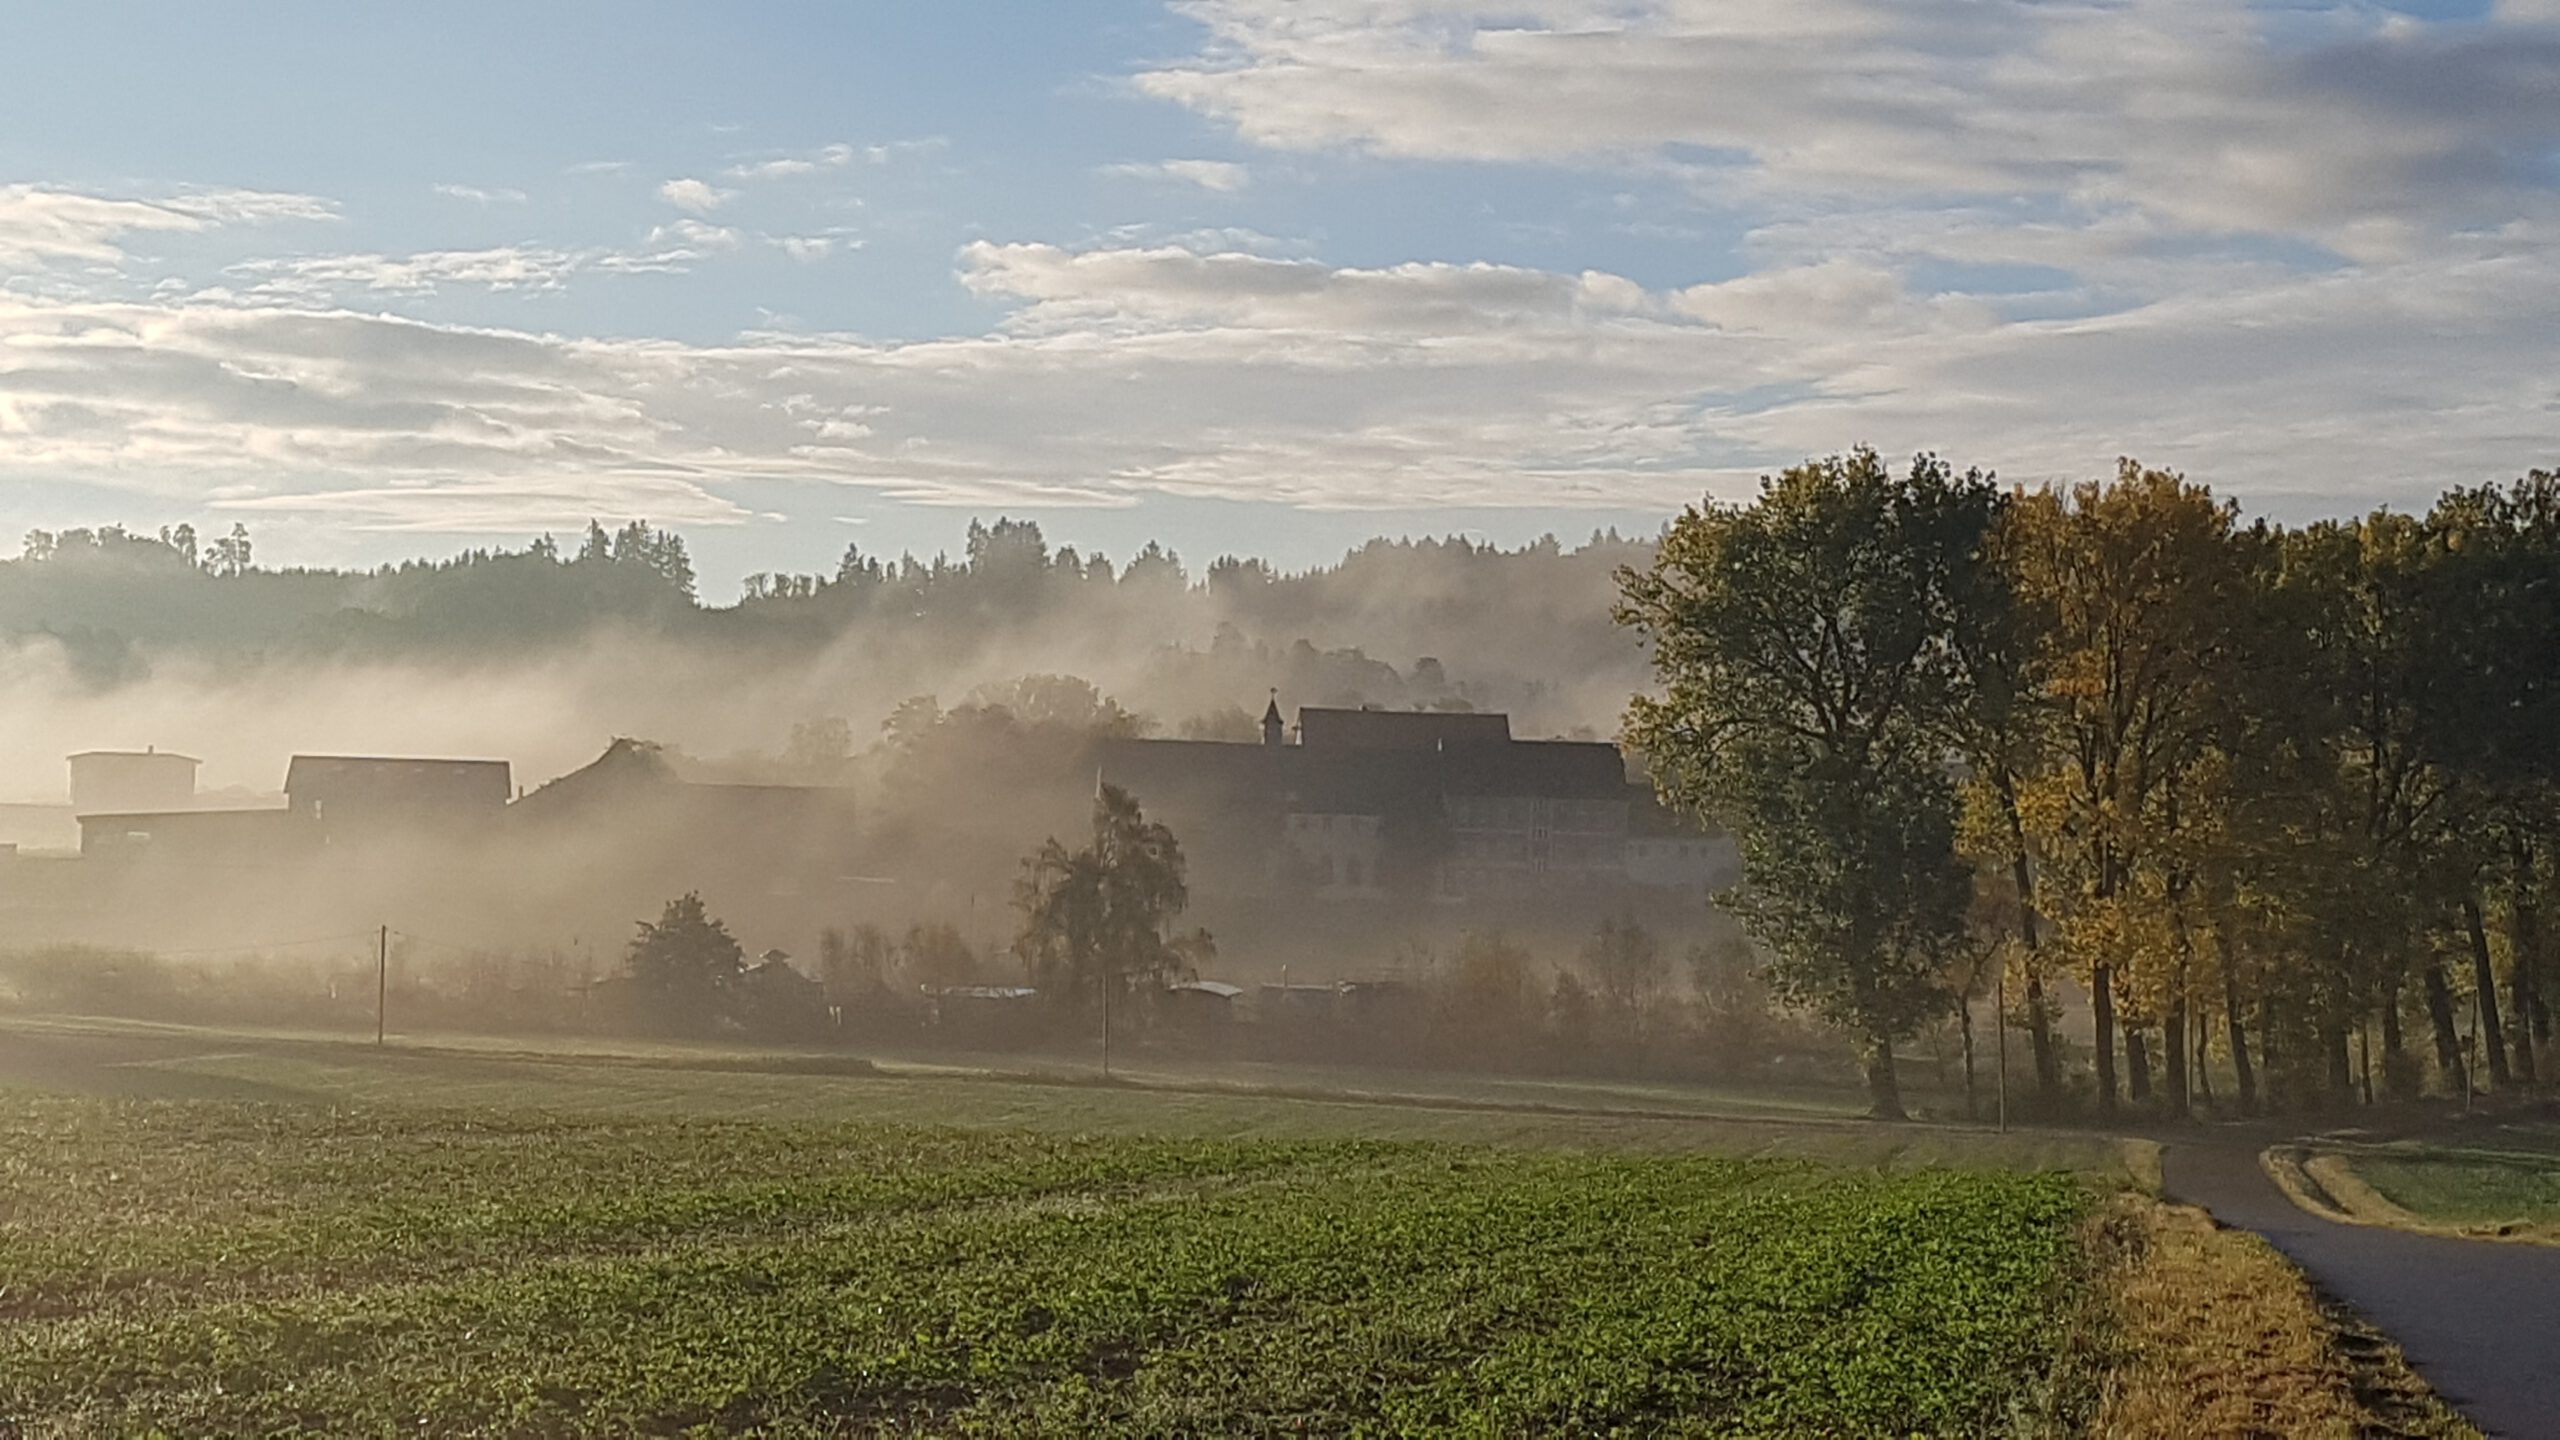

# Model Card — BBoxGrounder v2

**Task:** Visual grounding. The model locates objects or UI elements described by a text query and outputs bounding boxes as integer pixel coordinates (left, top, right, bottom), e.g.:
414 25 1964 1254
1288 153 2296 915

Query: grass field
0 1099 2093 1436
0 1012 2463 1436
0 1012 2135 1177
2317 1126 2560 1242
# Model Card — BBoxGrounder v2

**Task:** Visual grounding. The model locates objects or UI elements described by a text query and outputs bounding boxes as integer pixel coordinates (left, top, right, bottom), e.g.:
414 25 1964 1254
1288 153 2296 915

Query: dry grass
2082 1193 2479 1439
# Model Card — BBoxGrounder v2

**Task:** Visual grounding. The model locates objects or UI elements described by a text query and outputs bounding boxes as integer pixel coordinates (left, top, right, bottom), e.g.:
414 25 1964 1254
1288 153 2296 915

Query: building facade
1097 704 1731 908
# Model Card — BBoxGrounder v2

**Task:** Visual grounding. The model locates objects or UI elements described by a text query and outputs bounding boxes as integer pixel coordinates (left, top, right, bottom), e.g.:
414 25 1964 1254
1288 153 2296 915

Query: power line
110 931 379 959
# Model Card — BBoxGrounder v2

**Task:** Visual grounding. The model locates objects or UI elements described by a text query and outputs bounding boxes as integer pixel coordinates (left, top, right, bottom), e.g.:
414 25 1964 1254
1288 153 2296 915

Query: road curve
2162 1142 2560 1440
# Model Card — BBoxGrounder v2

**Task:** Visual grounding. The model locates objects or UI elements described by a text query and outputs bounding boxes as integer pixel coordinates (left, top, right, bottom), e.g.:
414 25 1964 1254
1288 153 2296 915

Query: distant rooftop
1296 707 1512 750
284 755 513 808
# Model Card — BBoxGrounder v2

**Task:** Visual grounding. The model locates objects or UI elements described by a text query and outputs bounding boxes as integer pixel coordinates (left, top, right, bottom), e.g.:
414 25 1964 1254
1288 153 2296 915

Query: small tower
1261 690 1286 747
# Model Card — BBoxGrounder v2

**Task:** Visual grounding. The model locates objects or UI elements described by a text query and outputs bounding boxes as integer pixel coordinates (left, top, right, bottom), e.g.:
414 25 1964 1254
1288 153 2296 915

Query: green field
0 1098 2092 1437
0 1014 2197 1434
0 1012 2131 1176
2336 1128 2560 1241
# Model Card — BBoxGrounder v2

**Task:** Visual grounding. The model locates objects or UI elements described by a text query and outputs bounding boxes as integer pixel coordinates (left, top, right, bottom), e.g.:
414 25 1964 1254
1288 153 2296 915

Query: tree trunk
1997 772 2061 1104
2323 1015 2353 1106
2220 935 2258 1116
1864 1027 1906 1121
2469 893 2512 1088
2163 880 2197 1119
2192 1005 2216 1110
2260 996 2284 1114
2092 962 2119 1119
2380 987 2415 1101
2164 1000 2190 1119
2127 1025 2153 1105
2422 960 2466 1098
1959 991 1978 1122
2513 844 2541 1084
2021 973 2059 1102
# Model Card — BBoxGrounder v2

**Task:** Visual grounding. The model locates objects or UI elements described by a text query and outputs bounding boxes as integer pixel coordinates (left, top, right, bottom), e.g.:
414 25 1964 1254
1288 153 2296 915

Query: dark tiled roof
1297 707 1512 750
1096 728 1630 813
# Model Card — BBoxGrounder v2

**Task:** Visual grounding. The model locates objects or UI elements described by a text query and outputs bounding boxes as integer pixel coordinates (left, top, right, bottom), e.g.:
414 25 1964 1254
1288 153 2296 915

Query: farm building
1095 703 1731 907
285 755 512 840
67 749 199 817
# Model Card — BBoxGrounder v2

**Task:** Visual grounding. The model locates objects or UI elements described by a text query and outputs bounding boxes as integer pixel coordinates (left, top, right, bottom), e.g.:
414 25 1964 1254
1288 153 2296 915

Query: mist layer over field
0 518 1649 800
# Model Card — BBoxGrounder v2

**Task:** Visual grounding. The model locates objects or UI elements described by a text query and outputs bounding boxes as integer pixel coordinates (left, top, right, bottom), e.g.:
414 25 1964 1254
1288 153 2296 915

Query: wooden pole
1100 952 1112 1080
375 924 389 1047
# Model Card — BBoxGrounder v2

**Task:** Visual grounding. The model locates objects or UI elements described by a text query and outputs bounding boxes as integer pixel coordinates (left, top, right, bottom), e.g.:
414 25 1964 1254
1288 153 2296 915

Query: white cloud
656 177 736 214
773 235 839 262
431 183 527 205
642 218 745 255
957 241 1652 334
0 184 336 269
1102 158 1253 192
222 225 747 302
6 232 2558 535
718 138 944 183
724 143 858 181
227 246 592 298
1138 0 2560 255
216 478 758 532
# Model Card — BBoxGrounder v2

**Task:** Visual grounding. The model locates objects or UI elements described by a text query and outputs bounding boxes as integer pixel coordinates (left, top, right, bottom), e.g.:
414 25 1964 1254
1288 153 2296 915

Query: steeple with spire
1261 690 1286 747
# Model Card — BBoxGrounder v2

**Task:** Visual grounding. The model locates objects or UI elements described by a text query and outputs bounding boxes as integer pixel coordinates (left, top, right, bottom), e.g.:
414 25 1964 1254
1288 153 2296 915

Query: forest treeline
1624 450 2560 1121
2 517 1649 741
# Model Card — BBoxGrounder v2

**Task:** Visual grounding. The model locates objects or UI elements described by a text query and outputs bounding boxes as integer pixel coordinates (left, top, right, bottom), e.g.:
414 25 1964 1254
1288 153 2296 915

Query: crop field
0 1098 2093 1437
0 1013 2134 1178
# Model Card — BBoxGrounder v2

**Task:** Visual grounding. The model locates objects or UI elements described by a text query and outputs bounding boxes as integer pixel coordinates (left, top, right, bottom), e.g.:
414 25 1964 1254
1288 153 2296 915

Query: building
509 739 861 897
285 755 512 840
67 749 199 817
1625 792 1742 900
1097 703 1729 907
77 806 312 864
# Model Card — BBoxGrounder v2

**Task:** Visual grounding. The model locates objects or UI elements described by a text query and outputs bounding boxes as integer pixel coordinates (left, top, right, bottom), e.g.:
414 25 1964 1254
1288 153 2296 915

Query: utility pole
1100 952 1112 1080
375 924 389 1047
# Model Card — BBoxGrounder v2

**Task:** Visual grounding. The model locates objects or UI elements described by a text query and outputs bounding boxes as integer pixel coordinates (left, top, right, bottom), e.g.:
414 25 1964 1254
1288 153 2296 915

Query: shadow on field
0 1027 322 1104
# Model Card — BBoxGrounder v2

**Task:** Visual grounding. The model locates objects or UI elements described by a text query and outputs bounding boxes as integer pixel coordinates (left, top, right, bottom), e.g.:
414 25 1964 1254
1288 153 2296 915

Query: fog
0 518 1654 803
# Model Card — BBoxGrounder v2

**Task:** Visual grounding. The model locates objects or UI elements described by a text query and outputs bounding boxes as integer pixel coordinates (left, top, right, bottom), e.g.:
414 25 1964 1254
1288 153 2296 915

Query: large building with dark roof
1097 703 1731 907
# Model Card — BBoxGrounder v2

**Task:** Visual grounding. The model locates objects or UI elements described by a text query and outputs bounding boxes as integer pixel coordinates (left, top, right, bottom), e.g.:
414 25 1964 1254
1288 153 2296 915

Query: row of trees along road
1621 449 2560 1121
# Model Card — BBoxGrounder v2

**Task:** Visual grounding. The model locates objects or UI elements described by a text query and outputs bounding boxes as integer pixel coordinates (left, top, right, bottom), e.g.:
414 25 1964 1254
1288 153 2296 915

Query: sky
2 0 2557 595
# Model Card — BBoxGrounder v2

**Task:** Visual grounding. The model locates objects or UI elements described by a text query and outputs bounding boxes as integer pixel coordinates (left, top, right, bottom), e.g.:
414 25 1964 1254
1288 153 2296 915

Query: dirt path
2163 1141 2560 1439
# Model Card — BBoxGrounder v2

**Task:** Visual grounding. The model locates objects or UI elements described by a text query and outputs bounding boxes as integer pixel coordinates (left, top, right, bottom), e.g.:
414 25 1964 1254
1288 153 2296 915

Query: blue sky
2 0 2557 595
